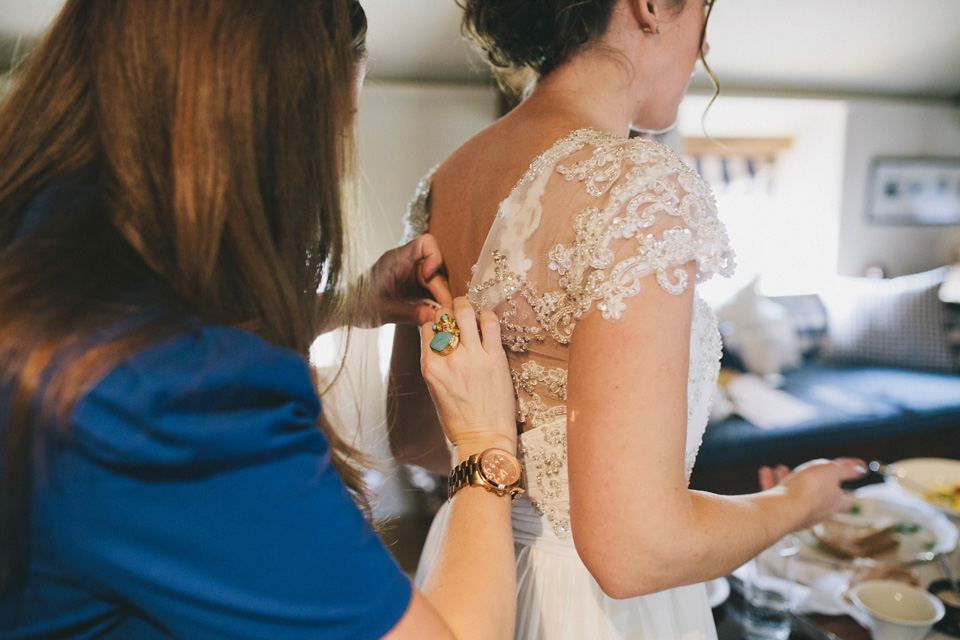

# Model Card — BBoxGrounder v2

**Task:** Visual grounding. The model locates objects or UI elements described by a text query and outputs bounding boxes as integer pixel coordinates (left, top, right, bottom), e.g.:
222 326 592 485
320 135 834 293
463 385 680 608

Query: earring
641 24 660 34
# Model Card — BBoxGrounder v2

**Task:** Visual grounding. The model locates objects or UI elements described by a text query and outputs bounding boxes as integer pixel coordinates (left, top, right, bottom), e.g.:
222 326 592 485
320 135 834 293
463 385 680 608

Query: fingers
415 234 444 283
758 463 792 490
416 235 453 309
833 457 867 481
478 310 502 353
422 297 502 363
420 317 438 361
758 466 775 491
423 271 453 310
451 298 480 350
412 300 442 327
775 464 790 484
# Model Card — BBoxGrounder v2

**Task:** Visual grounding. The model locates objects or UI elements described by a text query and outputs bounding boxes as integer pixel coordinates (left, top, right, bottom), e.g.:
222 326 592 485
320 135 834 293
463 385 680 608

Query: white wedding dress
406 129 735 639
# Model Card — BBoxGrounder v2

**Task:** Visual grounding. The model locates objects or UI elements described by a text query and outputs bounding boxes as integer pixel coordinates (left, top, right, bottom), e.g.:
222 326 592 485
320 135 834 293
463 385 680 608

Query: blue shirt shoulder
3 326 411 639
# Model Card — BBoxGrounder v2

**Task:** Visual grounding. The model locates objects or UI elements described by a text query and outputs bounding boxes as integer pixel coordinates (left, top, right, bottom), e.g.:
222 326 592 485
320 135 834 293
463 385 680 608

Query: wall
678 93 960 287
838 101 960 277
356 79 499 258
676 94 849 299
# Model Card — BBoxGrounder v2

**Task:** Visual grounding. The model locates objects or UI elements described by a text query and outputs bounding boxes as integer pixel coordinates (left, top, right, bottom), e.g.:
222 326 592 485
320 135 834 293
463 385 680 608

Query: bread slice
812 515 900 558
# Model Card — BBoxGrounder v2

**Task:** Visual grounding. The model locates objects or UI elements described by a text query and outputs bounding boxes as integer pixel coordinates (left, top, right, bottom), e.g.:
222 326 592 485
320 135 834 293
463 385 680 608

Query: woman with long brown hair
389 0 865 637
0 1 520 638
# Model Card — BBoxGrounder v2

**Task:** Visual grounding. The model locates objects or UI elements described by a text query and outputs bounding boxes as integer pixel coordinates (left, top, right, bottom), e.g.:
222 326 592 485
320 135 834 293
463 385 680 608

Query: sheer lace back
406 128 734 539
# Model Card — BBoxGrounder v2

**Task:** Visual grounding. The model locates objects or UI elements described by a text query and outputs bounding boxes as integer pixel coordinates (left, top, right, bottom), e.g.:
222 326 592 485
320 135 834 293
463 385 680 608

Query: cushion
768 294 828 356
819 267 956 372
714 278 803 377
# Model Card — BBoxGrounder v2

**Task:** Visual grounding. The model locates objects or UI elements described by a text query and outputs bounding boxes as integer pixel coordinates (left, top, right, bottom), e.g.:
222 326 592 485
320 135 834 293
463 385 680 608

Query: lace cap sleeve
400 166 437 244
549 137 735 321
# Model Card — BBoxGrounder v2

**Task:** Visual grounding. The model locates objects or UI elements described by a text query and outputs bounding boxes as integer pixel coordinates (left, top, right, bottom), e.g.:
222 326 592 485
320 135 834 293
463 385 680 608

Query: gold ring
430 314 460 356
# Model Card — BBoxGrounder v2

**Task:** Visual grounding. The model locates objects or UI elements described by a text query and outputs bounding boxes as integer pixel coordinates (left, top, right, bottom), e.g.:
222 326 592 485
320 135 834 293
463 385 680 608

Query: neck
513 52 640 139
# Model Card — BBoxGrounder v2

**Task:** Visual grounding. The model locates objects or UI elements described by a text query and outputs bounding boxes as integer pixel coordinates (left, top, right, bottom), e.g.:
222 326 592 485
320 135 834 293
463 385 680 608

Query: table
715 492 960 640
714 574 839 640
716 570 957 640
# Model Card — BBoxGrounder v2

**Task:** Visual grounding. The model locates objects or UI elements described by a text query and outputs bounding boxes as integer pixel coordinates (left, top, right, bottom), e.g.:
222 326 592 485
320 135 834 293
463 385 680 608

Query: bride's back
425 112 583 297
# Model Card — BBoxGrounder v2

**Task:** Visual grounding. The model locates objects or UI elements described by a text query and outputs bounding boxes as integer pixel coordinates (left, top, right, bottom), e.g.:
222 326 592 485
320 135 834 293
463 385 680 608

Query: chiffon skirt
415 496 719 640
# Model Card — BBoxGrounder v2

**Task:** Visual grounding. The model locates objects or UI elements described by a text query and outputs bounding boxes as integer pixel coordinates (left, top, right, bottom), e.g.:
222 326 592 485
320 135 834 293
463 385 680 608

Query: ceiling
2 0 959 101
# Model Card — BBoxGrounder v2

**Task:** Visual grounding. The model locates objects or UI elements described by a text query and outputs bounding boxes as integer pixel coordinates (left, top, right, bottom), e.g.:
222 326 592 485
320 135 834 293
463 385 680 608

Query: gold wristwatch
448 448 524 504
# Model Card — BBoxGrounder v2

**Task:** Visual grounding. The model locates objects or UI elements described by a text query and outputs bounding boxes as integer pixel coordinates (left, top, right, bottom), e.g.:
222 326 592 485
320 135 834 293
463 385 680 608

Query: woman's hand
760 458 866 531
419 298 516 458
357 234 453 328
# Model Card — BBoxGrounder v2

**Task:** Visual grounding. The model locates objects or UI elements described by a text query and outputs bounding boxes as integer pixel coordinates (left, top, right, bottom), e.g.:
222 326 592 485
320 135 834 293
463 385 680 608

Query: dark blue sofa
690 272 960 495
691 363 960 495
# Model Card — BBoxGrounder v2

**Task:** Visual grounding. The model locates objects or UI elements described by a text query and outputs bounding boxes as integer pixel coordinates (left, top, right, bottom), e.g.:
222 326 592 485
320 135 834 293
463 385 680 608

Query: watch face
480 449 522 487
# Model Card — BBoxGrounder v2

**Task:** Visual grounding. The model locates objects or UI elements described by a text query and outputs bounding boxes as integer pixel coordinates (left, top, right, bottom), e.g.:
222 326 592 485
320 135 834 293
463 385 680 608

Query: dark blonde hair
0 0 367 591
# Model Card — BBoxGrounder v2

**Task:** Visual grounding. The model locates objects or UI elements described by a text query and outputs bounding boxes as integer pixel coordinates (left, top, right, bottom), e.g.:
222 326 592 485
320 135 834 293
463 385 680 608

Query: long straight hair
0 0 367 592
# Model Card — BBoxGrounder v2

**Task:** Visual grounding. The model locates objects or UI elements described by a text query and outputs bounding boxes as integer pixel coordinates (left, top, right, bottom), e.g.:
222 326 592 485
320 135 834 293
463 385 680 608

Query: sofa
690 266 960 496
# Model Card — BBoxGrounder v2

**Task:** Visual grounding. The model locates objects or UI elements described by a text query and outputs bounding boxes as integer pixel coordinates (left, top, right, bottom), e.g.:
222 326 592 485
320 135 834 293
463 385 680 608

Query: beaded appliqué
401 166 437 243
518 417 571 539
512 361 567 427
468 251 547 353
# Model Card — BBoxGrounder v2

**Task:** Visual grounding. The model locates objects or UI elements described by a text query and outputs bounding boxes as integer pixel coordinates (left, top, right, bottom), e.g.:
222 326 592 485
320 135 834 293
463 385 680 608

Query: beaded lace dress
407 129 735 640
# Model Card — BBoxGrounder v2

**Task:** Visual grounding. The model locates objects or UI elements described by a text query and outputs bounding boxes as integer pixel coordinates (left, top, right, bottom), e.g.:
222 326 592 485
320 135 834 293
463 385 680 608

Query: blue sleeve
47 326 412 639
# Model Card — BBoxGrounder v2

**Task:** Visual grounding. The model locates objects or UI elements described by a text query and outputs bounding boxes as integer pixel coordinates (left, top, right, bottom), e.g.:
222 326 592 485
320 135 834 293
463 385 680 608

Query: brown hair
0 0 367 592
459 0 716 96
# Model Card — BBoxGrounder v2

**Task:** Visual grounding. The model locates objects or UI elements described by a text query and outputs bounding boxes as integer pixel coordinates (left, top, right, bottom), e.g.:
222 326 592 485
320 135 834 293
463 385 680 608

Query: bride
389 1 864 637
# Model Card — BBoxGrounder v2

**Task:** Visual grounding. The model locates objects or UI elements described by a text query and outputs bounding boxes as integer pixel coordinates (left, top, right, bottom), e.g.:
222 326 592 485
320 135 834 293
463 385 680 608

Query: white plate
885 457 960 518
797 494 958 566
705 577 730 609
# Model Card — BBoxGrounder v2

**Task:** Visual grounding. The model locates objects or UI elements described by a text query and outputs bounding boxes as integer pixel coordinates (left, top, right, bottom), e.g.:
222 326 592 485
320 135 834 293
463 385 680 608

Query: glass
743 536 800 640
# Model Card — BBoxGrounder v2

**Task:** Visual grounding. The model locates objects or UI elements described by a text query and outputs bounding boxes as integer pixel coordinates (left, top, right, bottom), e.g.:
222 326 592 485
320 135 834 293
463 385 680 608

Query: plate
885 457 960 518
797 494 958 567
705 576 730 609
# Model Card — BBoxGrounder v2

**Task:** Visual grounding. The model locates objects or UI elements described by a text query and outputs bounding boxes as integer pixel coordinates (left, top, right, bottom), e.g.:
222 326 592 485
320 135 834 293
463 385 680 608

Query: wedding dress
406 128 735 639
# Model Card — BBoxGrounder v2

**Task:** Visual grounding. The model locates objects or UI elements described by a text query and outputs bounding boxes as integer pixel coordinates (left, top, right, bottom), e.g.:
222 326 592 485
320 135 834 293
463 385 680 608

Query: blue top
0 325 412 638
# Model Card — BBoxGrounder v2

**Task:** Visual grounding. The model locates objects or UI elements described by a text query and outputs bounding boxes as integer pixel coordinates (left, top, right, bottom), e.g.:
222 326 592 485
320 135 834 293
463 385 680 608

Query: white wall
838 101 960 276
677 94 848 300
356 80 499 258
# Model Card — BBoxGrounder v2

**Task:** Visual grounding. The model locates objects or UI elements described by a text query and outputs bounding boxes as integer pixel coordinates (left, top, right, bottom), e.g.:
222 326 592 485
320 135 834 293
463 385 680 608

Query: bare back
426 116 585 297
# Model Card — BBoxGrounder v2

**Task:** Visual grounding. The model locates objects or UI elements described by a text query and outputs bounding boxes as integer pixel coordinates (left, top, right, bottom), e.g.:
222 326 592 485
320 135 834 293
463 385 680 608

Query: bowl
928 579 960 637
848 579 945 640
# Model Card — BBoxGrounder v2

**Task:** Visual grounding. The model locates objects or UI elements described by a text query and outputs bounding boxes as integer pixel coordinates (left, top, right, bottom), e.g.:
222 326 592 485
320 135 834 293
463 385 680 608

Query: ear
629 0 661 35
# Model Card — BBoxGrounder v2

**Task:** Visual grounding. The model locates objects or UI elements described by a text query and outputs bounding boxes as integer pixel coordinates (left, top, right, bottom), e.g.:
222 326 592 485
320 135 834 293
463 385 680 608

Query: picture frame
867 156 960 225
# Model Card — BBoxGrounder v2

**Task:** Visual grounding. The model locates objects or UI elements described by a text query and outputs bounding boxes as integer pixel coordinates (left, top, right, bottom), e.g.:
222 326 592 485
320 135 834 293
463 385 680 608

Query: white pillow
715 278 802 376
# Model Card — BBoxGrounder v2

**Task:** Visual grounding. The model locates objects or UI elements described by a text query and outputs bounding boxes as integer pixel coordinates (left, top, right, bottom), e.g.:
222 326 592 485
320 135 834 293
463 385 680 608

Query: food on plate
812 514 900 558
847 560 919 588
925 484 960 511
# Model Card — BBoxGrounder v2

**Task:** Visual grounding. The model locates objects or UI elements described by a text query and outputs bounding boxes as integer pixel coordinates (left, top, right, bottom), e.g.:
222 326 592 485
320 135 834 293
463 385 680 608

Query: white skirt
415 497 719 640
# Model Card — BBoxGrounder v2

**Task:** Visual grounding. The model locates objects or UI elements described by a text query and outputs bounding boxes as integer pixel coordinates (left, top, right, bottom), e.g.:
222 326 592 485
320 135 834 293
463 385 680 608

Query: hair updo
458 0 619 90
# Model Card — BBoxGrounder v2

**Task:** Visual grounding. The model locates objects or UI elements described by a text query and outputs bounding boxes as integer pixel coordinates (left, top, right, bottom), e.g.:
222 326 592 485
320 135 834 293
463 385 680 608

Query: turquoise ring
429 314 460 356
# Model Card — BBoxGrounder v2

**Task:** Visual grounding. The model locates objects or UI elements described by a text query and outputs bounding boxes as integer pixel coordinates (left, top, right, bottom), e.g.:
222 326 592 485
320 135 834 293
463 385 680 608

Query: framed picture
867 156 960 225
